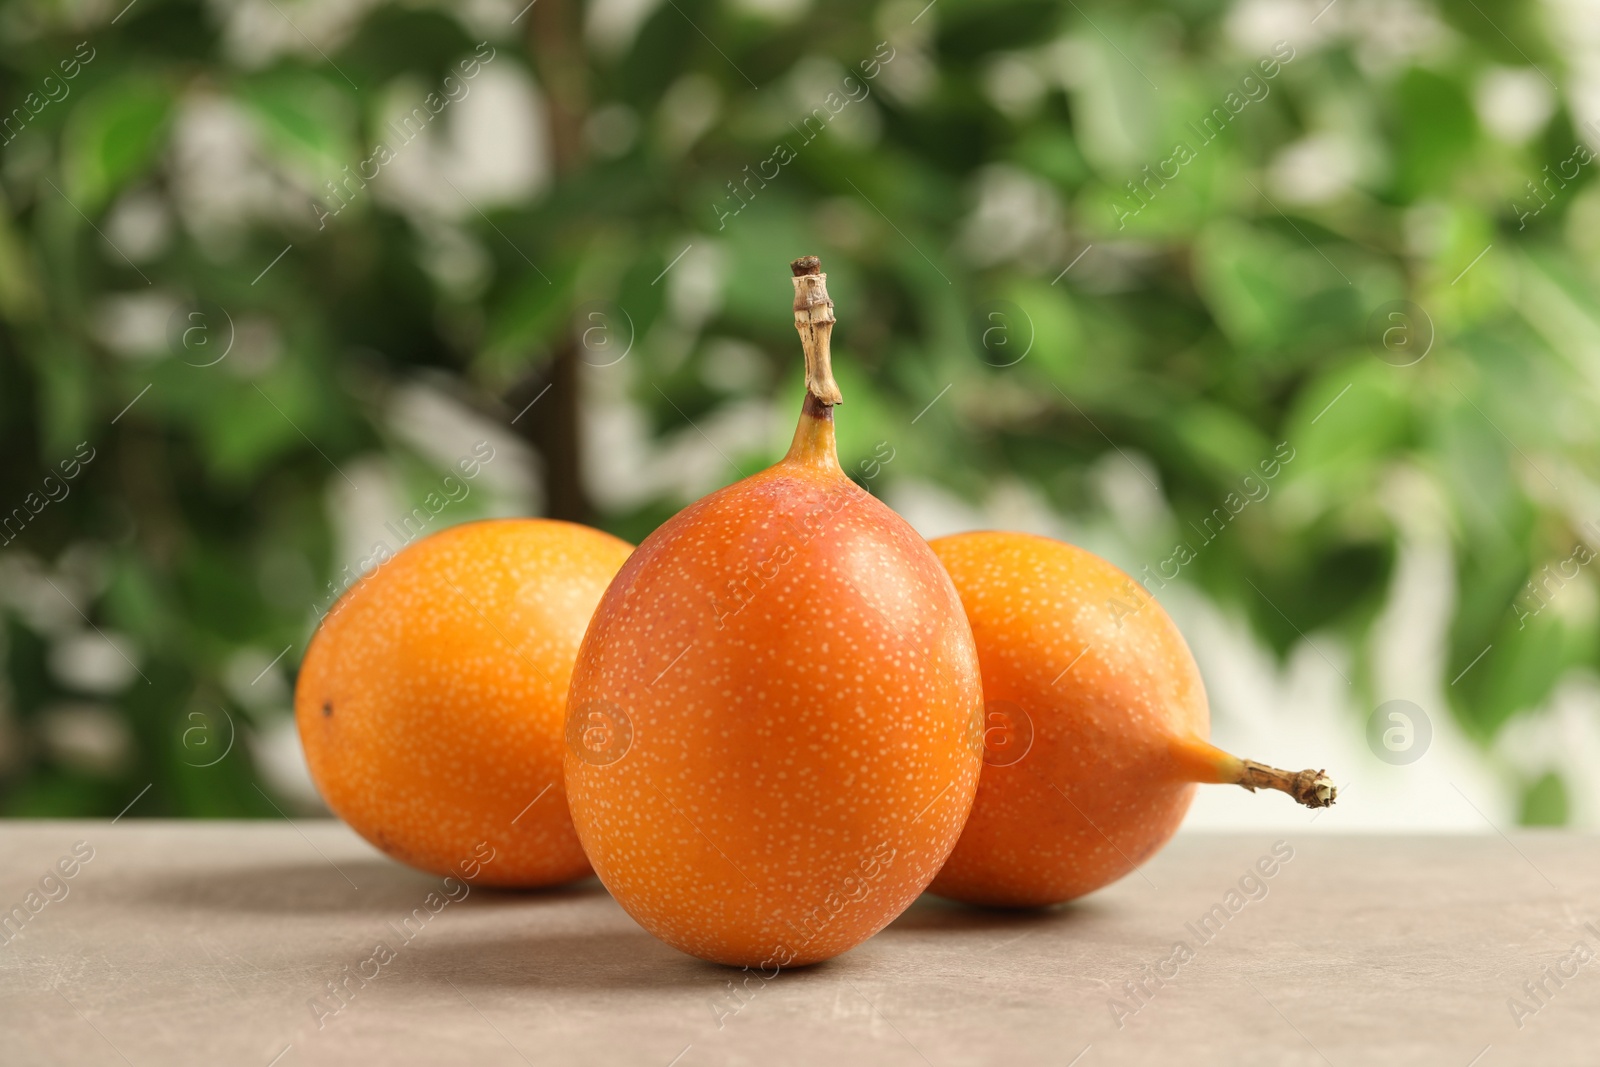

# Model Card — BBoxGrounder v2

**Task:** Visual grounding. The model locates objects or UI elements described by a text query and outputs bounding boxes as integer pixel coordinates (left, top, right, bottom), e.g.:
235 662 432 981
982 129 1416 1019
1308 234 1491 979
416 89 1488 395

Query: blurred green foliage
1 0 1597 820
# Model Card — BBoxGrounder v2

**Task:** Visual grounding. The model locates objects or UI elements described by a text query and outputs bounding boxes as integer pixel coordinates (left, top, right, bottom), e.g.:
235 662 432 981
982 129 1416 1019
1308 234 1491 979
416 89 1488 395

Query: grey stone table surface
2 821 1597 1066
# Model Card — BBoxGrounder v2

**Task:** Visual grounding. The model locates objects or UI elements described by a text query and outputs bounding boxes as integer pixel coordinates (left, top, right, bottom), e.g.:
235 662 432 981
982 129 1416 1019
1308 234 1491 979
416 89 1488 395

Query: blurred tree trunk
518 0 589 522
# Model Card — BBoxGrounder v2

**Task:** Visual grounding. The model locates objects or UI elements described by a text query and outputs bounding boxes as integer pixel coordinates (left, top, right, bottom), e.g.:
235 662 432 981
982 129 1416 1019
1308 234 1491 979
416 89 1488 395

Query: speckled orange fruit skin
564 410 983 967
927 531 1210 908
296 519 632 887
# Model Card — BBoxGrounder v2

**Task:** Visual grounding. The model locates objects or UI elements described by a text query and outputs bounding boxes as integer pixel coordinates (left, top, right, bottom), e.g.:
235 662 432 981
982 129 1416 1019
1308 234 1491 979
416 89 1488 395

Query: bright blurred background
2 0 1598 832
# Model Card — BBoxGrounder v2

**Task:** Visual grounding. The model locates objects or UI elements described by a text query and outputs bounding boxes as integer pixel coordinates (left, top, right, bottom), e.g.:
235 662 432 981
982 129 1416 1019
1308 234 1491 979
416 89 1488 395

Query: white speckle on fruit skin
565 453 983 968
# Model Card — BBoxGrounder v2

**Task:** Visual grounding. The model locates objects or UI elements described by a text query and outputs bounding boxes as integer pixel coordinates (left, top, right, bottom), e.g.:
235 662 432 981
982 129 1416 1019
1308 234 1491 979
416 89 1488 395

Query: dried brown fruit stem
1233 760 1338 808
791 256 842 407
1173 737 1338 810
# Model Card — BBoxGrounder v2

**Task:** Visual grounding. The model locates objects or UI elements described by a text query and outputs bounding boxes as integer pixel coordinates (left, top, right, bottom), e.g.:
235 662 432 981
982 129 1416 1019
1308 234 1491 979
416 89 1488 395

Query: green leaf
1390 67 1477 201
1168 401 1272 482
1519 770 1568 827
60 75 171 211
234 70 357 182
1193 221 1309 352
1279 358 1411 514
